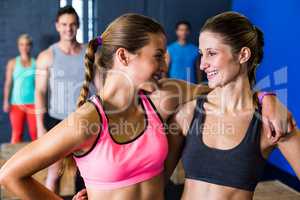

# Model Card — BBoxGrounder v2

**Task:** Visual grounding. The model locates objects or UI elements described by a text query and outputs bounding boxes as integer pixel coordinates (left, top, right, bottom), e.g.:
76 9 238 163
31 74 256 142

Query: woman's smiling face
127 33 167 85
199 31 242 89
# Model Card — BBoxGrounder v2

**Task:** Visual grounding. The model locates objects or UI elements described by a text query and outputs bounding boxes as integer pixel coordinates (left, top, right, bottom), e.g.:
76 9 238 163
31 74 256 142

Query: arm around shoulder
151 78 209 120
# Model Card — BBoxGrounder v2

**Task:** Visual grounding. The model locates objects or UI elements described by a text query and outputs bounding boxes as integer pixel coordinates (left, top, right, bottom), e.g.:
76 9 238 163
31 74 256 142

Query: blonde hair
17 34 33 46
77 13 165 107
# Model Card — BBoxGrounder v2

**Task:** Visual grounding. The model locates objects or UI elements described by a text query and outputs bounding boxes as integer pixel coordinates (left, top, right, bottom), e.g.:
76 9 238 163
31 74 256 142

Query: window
60 0 67 7
60 0 94 43
88 0 94 40
72 0 83 43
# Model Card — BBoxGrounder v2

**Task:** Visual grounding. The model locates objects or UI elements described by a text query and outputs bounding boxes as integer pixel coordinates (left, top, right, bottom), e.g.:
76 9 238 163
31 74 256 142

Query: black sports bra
182 96 266 191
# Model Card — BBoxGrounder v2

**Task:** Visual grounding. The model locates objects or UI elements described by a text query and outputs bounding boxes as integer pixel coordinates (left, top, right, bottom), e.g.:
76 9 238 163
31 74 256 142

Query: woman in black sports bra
166 11 300 200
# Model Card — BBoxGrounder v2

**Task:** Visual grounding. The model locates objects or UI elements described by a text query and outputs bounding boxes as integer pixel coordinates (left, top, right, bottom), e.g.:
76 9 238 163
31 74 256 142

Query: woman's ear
115 48 130 66
55 22 60 32
239 47 251 64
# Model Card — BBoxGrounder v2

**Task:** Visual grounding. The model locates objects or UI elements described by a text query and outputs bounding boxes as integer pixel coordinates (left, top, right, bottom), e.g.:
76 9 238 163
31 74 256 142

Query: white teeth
207 70 218 77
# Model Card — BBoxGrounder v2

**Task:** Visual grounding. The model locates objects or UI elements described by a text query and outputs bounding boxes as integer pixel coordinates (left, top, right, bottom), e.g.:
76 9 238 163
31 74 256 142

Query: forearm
180 82 210 105
277 128 300 180
1 176 62 200
164 118 185 184
161 78 210 106
193 83 210 98
3 84 11 103
35 91 47 129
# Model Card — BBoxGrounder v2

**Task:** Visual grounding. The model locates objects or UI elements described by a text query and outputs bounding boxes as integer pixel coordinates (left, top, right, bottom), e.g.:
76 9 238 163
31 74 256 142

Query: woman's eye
155 54 163 60
208 52 216 56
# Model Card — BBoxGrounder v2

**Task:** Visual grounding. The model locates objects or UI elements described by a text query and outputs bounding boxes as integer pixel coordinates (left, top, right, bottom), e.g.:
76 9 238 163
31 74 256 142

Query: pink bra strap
88 95 108 139
138 91 164 124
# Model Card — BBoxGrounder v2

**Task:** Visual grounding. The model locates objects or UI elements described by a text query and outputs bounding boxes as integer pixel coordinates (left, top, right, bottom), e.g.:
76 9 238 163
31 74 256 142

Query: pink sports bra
73 91 168 189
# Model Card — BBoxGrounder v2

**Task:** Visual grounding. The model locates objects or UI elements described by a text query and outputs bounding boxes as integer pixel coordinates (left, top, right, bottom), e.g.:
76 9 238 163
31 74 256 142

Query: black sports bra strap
194 95 206 118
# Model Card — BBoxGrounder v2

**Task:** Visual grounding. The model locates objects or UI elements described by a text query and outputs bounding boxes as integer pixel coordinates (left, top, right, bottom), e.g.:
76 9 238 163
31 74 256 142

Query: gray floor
254 181 300 200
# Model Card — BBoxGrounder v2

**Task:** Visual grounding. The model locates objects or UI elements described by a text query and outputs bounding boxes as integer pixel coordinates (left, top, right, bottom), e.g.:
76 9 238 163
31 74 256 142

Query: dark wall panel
162 0 231 44
95 0 231 45
0 0 59 143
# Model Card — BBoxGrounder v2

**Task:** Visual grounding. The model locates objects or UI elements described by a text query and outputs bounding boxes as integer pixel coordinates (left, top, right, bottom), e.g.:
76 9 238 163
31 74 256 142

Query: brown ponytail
248 26 264 87
77 38 99 107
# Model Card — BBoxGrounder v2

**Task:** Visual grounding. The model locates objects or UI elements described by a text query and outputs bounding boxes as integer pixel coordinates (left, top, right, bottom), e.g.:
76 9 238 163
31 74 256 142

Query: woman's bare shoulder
73 100 102 137
6 58 16 69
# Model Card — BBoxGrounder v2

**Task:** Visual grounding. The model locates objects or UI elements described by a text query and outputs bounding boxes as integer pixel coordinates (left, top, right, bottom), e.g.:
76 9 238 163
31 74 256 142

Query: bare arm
277 128 300 179
149 78 210 121
260 94 296 142
3 59 15 112
164 100 196 183
150 78 294 144
0 102 100 200
35 49 52 137
164 116 185 183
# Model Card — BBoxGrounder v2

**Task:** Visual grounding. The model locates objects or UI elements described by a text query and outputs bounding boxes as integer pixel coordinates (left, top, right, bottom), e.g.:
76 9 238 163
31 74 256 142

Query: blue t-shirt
167 42 199 83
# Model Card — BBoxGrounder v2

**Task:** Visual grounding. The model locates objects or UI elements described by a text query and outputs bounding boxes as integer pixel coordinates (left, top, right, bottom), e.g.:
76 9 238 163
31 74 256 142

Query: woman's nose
200 58 209 71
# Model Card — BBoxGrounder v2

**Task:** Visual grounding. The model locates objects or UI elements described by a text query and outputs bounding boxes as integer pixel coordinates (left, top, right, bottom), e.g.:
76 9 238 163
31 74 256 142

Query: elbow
0 168 10 187
0 167 16 188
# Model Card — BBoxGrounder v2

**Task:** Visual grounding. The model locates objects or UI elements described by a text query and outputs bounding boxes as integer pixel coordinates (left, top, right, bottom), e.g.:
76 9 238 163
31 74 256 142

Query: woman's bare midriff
86 174 164 200
181 179 253 200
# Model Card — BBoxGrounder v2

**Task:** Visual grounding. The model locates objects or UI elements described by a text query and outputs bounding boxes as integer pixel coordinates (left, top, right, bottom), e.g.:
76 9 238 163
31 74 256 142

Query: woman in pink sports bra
0 13 293 200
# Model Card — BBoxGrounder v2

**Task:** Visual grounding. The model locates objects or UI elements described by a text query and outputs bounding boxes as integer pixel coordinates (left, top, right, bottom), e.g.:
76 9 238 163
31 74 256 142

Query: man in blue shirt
166 20 202 83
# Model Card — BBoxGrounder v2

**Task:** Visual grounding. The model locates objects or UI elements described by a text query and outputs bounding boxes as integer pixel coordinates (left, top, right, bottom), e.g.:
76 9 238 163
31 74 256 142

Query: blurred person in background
3 34 37 144
35 5 86 193
166 20 203 83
